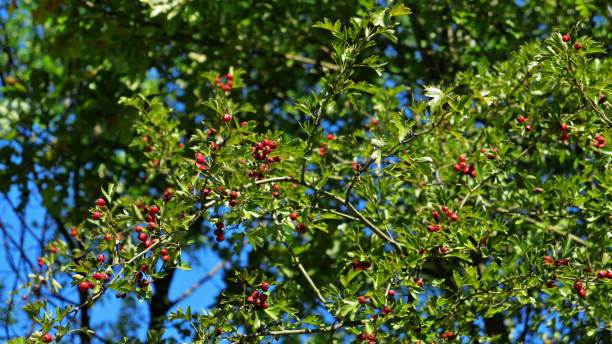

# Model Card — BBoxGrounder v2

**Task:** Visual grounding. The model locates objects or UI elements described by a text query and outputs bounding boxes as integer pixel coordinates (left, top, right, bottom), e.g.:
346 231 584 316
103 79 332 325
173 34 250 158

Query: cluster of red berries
517 115 532 131
78 280 97 291
195 152 207 171
318 144 326 156
452 155 477 178
37 256 44 267
351 260 372 271
287 211 307 233
135 270 151 288
213 222 226 242
92 272 110 282
562 33 583 50
132 204 162 248
245 282 270 310
202 187 239 207
271 184 281 198
431 206 459 223
597 270 612 279
250 139 280 161
543 256 570 268
479 147 497 160
358 332 376 343
560 123 570 140
213 73 233 92
163 187 174 202
592 135 606 148
573 281 587 298
142 136 153 153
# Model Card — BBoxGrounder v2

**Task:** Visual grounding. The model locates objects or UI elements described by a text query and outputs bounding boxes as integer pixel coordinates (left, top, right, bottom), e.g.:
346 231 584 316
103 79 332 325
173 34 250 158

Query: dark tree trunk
148 268 176 332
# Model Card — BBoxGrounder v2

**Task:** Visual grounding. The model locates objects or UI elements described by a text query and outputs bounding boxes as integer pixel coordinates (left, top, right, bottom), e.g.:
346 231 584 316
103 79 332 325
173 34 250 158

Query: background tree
0 0 610 343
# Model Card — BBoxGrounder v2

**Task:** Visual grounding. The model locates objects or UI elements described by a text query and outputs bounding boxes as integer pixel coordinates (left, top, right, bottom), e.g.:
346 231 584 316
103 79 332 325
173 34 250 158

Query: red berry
104 234 112 241
78 281 90 291
449 213 459 221
140 279 150 287
246 296 254 303
149 205 159 215
95 198 106 207
359 333 367 340
50 247 57 253
573 43 582 50
458 156 466 163
162 255 170 262
573 281 583 290
562 34 570 42
440 247 449 253
97 254 105 263
261 282 270 291
295 222 307 234
358 296 366 304
326 133 335 140
560 124 568 131
366 333 375 340
147 222 157 230
388 290 395 297
226 73 233 80
138 233 148 241
546 280 556 288
144 240 153 247
441 206 449 214
272 191 280 198
415 279 424 287
42 334 53 342
261 301 269 309
216 235 225 242
597 271 606 278
577 288 587 297
289 212 298 221
441 331 455 339
222 114 232 122
92 211 103 220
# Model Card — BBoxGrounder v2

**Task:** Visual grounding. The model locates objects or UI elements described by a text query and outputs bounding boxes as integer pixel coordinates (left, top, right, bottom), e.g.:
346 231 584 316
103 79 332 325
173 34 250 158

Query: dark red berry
148 205 159 215
562 34 570 42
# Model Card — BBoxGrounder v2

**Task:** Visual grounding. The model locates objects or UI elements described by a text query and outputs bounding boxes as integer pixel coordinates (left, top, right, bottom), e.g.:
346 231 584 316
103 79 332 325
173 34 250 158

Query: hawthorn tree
1 1 611 344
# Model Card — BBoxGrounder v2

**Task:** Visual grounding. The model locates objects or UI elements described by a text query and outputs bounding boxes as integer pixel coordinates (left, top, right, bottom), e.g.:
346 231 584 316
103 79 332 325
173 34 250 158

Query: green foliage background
0 0 610 343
